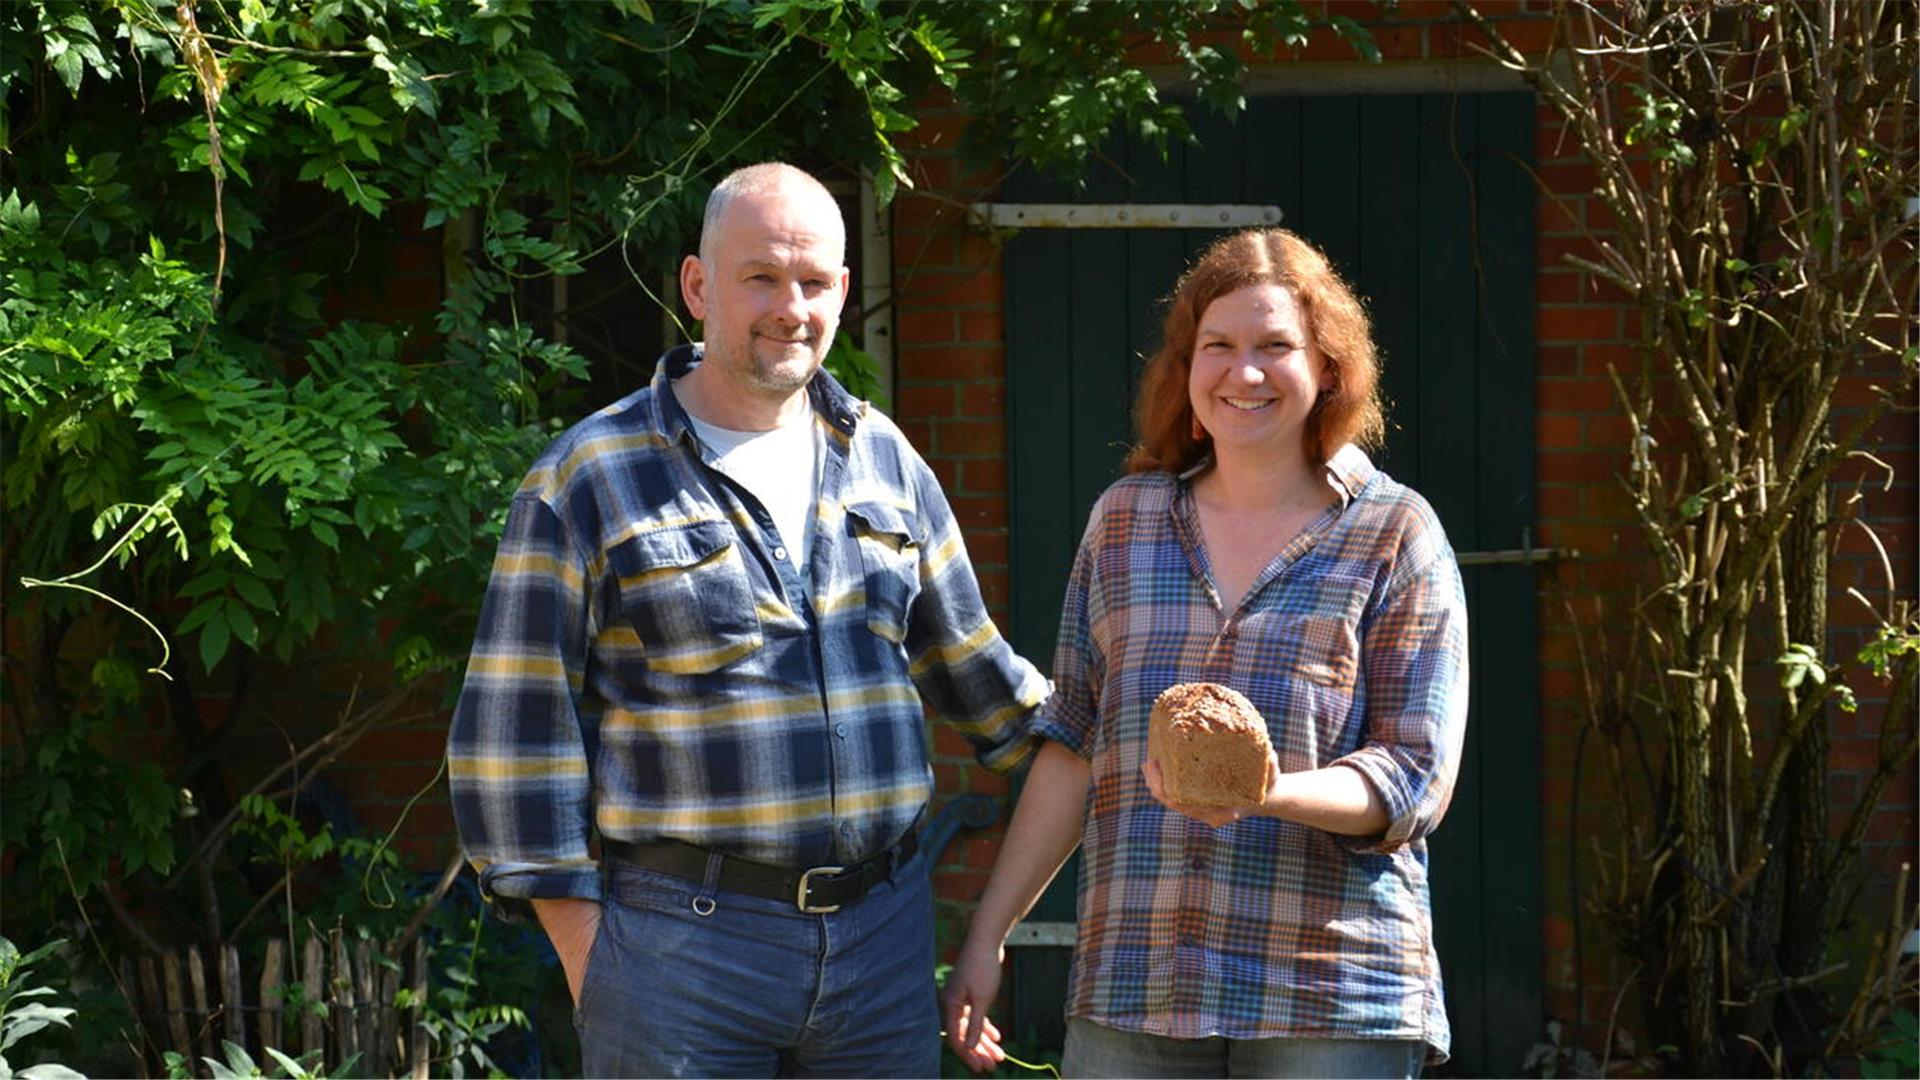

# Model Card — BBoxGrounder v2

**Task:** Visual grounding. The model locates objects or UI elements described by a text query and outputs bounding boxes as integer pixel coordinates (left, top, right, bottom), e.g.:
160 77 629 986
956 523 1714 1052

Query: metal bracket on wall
968 203 1283 230
1455 527 1580 567
1005 920 1078 947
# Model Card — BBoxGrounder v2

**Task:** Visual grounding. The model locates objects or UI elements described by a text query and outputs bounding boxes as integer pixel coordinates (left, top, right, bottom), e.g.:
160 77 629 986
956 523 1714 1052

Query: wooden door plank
1357 95 1424 483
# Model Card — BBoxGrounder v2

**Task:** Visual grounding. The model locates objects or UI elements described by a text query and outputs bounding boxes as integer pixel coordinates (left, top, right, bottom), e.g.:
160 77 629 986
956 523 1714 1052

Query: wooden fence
121 930 430 1079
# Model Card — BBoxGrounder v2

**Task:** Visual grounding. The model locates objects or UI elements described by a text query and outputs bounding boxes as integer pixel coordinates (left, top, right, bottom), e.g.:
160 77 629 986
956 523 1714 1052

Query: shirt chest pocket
605 520 763 674
1239 610 1360 690
844 501 923 644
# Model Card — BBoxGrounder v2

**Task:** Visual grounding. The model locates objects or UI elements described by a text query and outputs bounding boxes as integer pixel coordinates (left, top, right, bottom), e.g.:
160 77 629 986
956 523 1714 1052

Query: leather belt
602 831 919 914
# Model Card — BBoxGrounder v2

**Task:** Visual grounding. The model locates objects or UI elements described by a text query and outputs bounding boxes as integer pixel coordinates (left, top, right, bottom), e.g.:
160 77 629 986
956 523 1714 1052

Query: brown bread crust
1148 682 1272 808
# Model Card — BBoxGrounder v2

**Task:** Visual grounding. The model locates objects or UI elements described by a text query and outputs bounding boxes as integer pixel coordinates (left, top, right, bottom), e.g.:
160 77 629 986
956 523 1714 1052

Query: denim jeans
574 847 939 1078
1063 1017 1426 1079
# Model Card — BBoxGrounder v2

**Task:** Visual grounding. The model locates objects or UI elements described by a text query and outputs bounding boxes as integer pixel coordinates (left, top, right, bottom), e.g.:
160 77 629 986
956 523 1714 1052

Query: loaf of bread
1147 682 1271 808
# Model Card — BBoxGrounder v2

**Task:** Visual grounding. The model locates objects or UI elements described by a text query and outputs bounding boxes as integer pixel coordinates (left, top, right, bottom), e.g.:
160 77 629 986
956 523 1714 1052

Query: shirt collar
1175 443 1376 506
647 343 865 444
1323 443 1376 504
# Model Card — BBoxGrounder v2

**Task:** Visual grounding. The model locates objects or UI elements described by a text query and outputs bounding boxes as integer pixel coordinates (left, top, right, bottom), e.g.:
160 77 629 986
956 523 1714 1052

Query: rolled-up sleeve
1029 497 1107 759
447 491 601 919
899 454 1048 775
1332 547 1469 854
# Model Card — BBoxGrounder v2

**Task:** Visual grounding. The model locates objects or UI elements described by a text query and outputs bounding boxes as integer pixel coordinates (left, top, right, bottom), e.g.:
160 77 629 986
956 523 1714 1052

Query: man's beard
740 332 826 395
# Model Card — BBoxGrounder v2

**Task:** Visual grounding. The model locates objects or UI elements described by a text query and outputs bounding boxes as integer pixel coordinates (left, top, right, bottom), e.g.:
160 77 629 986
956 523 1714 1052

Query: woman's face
1187 283 1325 466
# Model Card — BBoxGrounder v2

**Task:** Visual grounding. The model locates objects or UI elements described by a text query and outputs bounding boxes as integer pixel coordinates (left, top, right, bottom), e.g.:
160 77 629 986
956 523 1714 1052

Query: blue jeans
574 847 939 1078
1063 1018 1426 1079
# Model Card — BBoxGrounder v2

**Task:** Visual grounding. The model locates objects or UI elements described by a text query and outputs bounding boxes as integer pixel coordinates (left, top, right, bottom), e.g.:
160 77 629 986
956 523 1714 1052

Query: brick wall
893 0 1918 1057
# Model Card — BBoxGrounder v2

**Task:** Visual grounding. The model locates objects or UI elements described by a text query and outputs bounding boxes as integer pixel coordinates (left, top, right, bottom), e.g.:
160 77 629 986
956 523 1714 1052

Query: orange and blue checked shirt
448 345 1047 916
1031 445 1468 1063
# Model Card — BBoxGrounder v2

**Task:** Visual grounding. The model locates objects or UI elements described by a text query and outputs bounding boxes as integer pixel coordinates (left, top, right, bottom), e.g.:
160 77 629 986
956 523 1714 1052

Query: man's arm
447 488 602 919
894 449 1049 773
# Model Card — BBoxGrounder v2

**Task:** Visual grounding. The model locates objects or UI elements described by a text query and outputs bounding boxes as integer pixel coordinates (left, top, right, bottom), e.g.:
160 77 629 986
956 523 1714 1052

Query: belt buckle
796 865 847 914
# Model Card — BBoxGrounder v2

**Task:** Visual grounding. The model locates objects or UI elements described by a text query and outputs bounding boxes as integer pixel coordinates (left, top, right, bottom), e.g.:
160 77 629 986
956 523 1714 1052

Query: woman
942 229 1467 1079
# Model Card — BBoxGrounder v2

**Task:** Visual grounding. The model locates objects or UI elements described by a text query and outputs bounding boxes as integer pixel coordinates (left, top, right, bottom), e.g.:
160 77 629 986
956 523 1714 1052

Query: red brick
933 762 962 794
1586 413 1635 447
1368 23 1427 61
1535 158 1598 194
927 455 959 491
1538 197 1583 234
932 870 991 904
908 153 955 191
1538 232 1607 270
1866 808 1917 842
949 496 1006 530
1538 306 1620 344
898 111 968 152
1540 664 1582 701
1538 377 1620 412
959 382 1005 417
1582 343 1638 377
1538 451 1623 486
899 419 933 453
902 269 1003 306
898 308 956 344
1538 413 1583 450
1536 119 1575 161
1537 271 1584 304
933 726 974 758
902 346 1001 380
1538 345 1580 377
895 383 955 421
958 309 1004 343
964 834 1001 869
940 419 1005 456
962 458 1008 495
893 194 957 233
1538 484 1584 520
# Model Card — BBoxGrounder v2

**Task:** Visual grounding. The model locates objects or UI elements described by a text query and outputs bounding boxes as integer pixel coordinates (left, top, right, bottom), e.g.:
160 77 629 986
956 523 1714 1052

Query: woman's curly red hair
1126 228 1385 475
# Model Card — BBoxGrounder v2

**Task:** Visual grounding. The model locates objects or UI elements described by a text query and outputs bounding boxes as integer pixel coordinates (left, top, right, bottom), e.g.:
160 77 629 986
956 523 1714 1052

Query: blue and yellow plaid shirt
449 345 1047 913
1033 446 1468 1063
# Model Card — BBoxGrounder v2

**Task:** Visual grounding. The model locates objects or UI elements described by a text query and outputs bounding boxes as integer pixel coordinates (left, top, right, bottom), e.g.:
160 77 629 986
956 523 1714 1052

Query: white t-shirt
684 410 821 571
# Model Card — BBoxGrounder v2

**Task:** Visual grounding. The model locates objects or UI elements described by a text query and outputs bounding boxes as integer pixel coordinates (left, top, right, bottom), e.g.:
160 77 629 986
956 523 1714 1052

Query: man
447 162 1045 1077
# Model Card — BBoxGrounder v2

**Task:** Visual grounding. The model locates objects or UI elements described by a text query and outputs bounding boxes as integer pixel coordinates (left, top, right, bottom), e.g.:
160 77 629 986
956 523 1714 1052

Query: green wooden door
1003 92 1543 1076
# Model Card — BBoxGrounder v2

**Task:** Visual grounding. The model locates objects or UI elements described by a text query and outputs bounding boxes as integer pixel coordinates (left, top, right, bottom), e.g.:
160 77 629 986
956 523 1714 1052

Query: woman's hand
942 939 1010 1073
1141 752 1279 828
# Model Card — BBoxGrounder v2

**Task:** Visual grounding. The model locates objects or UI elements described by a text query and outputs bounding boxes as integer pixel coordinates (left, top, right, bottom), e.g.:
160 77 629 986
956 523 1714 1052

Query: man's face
681 185 850 402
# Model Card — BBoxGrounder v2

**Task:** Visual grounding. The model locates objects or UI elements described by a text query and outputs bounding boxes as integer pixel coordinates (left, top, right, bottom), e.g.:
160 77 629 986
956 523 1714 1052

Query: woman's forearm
962 740 1091 948
1264 762 1390 835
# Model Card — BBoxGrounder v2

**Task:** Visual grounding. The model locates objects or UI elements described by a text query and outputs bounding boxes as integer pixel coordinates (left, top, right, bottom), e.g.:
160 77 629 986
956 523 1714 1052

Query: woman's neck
1197 446 1327 514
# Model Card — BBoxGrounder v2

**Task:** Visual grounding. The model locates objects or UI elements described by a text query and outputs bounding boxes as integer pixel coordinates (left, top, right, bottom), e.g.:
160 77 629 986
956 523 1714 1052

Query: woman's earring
1191 415 1208 441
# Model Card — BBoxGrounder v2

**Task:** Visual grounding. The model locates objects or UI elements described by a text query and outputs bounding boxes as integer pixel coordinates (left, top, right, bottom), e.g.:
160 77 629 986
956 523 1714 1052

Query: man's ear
834 266 851 314
680 254 710 320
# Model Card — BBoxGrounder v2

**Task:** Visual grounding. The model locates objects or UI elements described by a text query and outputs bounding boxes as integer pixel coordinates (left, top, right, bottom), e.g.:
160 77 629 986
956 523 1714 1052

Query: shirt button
1190 857 1206 872
839 822 853 835
834 724 848 738
774 546 789 561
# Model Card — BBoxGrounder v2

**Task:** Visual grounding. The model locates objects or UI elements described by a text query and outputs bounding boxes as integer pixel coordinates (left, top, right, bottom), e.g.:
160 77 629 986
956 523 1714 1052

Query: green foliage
1858 1009 1920 1080
164 1041 357 1080
405 912 535 1080
0 937 84 1080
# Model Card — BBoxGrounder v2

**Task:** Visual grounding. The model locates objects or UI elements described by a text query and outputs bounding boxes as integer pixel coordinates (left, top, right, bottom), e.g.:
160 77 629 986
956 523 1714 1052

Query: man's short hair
698 162 845 264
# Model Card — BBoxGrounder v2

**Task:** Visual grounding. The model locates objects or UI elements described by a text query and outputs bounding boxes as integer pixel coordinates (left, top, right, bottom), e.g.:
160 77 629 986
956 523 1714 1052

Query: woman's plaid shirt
1031 446 1468 1062
448 347 1047 917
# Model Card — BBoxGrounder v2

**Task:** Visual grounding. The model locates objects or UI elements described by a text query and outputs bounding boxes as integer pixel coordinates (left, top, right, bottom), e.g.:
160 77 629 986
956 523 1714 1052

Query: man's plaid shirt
448 346 1046 914
1032 445 1468 1063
